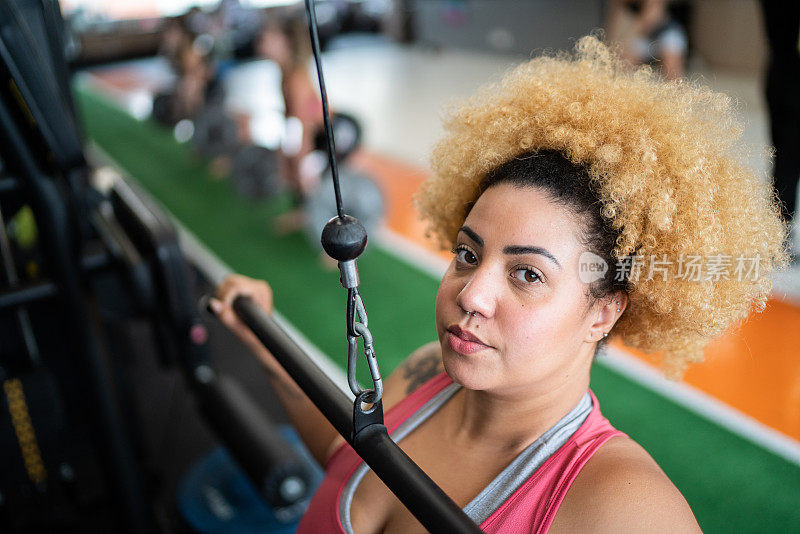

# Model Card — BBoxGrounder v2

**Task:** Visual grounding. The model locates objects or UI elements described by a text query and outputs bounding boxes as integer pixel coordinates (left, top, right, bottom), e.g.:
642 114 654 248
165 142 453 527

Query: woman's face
435 183 609 396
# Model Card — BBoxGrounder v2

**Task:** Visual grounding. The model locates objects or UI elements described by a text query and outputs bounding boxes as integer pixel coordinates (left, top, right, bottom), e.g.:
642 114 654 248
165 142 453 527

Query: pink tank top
297 372 625 533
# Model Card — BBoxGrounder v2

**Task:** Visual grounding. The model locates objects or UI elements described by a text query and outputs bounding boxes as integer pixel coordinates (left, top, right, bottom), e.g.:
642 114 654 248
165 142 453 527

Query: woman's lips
446 325 491 355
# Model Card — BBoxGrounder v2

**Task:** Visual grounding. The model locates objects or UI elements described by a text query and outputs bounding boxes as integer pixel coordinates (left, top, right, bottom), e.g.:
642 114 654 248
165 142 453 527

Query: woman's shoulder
549 435 701 533
379 340 444 411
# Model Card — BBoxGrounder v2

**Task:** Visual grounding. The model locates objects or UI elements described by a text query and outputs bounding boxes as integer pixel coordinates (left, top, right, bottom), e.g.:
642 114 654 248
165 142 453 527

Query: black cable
304 0 344 220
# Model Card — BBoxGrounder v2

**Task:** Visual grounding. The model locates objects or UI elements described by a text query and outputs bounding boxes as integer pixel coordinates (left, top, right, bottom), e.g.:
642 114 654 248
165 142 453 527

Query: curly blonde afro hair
415 36 790 375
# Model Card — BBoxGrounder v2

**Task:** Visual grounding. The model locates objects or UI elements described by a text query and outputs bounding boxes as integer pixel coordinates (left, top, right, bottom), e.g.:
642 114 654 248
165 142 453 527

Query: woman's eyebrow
458 225 483 246
459 226 561 270
503 245 562 271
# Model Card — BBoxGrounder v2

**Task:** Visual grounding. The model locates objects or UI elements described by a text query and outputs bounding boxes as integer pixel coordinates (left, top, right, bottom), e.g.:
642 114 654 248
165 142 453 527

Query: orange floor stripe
348 151 451 261
351 151 800 442
685 299 800 440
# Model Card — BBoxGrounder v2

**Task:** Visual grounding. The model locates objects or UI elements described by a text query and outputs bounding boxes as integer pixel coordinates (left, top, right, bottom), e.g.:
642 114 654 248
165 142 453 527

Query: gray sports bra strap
338 383 592 532
463 392 592 524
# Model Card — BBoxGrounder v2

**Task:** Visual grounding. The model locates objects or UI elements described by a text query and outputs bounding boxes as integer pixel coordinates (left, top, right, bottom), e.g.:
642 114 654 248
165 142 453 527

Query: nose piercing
466 310 477 317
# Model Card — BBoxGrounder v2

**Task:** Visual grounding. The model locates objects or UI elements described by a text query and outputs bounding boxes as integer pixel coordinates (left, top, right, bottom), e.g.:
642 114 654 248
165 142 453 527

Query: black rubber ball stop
321 214 368 262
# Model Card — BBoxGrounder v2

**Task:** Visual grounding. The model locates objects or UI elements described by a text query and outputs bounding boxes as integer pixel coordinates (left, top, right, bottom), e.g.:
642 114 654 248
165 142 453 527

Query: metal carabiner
353 322 382 403
344 288 382 403
346 335 362 398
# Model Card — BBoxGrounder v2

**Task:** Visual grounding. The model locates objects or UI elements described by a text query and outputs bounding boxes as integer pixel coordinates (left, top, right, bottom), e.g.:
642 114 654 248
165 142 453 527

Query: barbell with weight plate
184 103 363 165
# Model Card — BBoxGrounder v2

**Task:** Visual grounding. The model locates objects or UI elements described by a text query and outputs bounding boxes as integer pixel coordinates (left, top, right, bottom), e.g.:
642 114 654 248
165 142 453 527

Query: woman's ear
585 292 627 342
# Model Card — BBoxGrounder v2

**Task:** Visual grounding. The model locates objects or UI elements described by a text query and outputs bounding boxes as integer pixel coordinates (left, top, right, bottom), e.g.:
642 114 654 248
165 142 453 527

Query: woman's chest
346 424 513 534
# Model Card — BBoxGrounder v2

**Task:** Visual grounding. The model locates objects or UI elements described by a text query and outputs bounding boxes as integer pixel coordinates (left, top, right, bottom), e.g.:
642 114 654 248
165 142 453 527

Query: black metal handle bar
229 297 482 533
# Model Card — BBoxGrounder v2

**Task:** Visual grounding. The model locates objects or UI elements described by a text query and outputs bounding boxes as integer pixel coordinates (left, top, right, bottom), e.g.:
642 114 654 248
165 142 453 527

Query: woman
604 0 688 80
257 9 324 206
211 37 789 532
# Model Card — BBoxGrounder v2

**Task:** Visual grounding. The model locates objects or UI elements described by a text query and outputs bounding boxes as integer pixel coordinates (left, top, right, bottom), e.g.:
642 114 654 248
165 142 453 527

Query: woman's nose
455 267 498 319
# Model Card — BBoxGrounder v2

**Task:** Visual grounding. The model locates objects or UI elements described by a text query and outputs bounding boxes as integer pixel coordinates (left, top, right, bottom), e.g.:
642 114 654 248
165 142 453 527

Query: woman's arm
631 0 668 37
283 69 324 196
603 0 629 45
213 275 445 467
212 274 339 466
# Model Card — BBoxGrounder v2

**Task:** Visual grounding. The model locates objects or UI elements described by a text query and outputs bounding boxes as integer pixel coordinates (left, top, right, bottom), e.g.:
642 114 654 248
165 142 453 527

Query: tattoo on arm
403 352 442 394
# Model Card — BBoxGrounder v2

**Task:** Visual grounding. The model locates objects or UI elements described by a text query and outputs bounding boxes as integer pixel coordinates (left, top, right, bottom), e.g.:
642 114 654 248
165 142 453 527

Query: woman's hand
211 274 276 370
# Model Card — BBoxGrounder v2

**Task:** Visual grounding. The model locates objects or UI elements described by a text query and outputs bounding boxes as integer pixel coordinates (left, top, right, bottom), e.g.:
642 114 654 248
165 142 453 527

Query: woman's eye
453 246 478 265
512 268 541 284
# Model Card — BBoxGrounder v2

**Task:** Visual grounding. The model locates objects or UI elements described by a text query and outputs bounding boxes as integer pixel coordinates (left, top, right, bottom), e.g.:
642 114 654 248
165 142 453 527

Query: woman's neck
445 373 591 455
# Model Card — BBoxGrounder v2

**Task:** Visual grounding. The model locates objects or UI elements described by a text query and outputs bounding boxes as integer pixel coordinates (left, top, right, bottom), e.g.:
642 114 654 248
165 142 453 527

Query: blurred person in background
257 8 324 231
605 0 688 80
158 12 222 121
174 31 216 119
759 1 800 259
159 15 189 72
